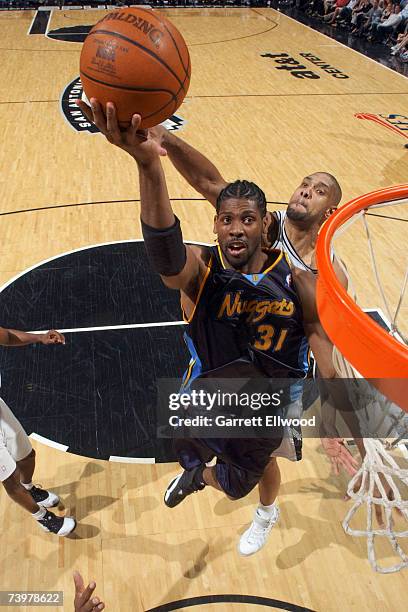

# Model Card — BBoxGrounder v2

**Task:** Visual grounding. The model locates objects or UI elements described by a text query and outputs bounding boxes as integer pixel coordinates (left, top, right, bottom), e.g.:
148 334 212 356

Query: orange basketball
79 8 190 128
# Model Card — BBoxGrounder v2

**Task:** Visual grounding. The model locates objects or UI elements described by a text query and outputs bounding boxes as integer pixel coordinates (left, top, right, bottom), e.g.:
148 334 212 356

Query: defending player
146 126 346 280
0 327 76 536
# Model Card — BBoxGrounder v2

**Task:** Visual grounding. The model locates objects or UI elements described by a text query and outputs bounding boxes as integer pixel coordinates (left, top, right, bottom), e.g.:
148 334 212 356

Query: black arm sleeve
141 216 187 277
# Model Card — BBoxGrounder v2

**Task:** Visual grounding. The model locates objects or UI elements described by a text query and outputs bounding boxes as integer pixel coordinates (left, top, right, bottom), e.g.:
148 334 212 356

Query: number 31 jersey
182 245 310 387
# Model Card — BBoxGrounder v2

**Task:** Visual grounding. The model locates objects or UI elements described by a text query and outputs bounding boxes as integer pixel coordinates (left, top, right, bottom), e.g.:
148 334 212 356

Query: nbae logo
61 77 187 134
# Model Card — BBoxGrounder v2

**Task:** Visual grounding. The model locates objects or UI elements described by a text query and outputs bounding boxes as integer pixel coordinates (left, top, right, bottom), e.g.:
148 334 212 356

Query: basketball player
0 326 76 536
79 100 359 540
147 126 372 550
136 126 363 555
154 132 391 548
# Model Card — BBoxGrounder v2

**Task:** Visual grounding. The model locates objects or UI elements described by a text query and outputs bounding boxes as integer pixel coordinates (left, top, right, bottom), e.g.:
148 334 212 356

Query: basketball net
343 439 408 573
316 186 408 573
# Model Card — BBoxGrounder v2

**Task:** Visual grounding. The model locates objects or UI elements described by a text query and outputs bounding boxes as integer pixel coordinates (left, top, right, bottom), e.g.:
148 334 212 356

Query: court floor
0 6 407 611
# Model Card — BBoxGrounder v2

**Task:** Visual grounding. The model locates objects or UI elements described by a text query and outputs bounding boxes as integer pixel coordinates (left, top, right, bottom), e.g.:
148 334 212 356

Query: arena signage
261 52 349 79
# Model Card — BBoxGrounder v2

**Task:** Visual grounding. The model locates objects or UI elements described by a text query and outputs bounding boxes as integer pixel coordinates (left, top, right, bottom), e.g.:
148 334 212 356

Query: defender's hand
321 437 359 476
148 124 167 147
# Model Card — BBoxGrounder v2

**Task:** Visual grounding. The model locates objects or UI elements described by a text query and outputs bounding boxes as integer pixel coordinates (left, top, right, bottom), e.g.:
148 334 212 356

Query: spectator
369 3 402 42
307 0 326 17
309 0 327 17
338 0 365 27
351 0 378 36
399 2 408 27
350 0 373 28
322 0 338 17
353 0 383 36
323 0 350 24
379 0 393 22
391 21 408 54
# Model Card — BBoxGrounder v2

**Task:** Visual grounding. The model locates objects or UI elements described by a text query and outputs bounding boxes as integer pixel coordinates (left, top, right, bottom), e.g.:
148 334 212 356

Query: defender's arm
152 126 228 206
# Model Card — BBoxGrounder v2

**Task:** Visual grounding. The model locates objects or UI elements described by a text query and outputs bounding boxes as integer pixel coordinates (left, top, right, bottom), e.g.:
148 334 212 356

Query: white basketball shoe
238 504 280 556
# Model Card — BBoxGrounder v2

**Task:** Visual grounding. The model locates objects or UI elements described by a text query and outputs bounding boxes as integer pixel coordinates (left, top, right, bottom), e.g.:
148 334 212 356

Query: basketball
79 8 190 128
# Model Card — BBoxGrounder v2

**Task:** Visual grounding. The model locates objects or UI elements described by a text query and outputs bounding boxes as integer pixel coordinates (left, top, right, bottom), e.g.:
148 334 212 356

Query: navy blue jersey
182 246 309 388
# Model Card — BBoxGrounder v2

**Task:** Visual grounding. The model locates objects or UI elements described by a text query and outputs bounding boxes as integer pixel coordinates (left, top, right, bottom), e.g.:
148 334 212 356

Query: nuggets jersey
271 211 317 273
182 245 309 388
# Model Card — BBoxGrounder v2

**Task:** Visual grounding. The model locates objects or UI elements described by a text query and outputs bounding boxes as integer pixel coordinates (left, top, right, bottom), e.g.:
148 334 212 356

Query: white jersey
270 210 317 274
0 397 33 480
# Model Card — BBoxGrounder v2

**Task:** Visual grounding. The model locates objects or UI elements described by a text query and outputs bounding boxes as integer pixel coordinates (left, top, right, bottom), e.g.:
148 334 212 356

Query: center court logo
60 77 187 134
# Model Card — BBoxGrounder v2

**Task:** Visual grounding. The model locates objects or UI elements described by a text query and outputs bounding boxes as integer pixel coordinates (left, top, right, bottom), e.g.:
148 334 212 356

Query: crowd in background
296 0 408 59
0 0 407 63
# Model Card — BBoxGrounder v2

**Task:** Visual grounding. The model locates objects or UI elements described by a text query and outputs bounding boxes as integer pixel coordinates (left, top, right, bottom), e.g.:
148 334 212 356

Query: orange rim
316 184 408 412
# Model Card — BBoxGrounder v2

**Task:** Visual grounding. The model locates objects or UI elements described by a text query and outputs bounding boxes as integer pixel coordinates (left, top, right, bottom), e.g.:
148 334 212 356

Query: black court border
146 594 316 612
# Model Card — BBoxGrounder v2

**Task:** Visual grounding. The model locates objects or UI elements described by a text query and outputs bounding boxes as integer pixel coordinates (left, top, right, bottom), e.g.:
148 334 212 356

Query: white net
330 195 408 573
343 439 408 574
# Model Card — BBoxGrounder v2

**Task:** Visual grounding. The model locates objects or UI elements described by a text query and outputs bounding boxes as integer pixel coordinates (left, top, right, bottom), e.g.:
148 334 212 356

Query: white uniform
271 210 317 273
269 210 317 462
0 397 32 482
263 211 310 461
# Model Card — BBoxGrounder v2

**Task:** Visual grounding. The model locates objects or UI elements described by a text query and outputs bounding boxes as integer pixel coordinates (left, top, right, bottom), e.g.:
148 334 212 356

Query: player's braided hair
216 180 267 217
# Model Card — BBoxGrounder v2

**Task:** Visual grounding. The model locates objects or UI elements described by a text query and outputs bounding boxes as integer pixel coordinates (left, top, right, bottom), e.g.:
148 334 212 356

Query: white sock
257 502 277 520
32 506 47 520
21 481 33 490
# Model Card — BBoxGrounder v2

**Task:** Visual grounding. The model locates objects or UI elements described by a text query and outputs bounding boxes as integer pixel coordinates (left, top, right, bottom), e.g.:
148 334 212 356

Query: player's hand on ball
41 330 65 345
76 98 167 164
321 437 359 476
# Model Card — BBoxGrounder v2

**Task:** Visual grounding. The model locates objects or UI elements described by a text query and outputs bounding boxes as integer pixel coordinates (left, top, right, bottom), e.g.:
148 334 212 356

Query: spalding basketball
80 8 190 128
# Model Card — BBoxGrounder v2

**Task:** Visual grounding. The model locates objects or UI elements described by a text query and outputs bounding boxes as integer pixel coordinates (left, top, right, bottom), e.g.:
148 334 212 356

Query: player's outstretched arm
294 271 364 450
0 328 65 347
292 269 336 378
136 137 207 293
80 99 206 293
149 126 228 206
292 269 363 473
